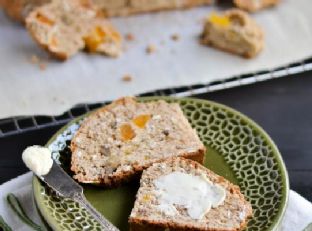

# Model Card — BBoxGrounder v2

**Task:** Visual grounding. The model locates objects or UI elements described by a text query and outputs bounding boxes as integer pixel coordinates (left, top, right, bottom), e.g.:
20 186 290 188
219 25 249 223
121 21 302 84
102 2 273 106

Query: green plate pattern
33 97 289 231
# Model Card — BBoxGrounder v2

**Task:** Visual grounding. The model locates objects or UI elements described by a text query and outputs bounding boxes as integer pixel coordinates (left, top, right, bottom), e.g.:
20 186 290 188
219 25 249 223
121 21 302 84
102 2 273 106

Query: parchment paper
0 0 311 119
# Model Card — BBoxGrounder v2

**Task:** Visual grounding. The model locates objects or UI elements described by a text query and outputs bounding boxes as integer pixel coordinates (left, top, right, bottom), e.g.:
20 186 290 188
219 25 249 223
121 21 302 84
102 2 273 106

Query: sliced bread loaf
25 0 121 60
70 97 205 187
201 9 264 58
93 0 212 17
1 0 212 23
234 0 280 12
129 157 253 231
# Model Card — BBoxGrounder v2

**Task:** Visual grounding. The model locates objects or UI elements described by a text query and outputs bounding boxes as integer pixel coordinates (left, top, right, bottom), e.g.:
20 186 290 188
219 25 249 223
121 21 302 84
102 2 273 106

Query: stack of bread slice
70 97 253 230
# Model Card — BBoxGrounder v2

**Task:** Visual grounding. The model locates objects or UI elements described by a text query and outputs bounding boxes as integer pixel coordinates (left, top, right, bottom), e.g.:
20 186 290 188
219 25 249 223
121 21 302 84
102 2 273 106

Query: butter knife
38 161 119 231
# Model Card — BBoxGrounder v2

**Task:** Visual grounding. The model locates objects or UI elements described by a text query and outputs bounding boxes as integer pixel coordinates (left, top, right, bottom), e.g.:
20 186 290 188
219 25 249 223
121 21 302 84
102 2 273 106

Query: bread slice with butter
234 0 280 13
25 0 122 60
70 97 205 187
129 157 253 231
201 9 264 58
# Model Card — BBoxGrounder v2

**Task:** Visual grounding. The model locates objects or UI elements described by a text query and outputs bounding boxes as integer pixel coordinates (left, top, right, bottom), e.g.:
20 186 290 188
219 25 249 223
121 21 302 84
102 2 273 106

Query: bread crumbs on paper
122 74 133 82
29 54 47 71
30 55 39 64
125 33 135 41
146 44 156 54
39 62 46 71
171 33 180 41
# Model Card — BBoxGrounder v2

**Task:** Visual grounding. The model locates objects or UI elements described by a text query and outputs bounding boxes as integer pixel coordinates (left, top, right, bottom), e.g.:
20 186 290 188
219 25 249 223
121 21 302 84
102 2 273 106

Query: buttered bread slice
26 0 121 60
71 97 205 186
129 157 253 231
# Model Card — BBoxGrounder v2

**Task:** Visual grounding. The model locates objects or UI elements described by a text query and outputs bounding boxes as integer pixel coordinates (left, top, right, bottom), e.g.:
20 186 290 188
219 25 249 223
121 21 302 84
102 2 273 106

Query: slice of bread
234 0 280 13
70 97 206 187
129 157 253 231
25 0 122 60
201 9 264 58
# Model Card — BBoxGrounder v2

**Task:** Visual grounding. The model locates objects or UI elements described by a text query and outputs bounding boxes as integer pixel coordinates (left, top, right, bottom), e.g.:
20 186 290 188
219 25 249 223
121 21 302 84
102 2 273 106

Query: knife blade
39 161 119 231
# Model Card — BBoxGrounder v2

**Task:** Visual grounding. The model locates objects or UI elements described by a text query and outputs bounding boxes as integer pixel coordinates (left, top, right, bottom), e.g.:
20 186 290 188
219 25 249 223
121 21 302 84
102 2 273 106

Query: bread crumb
146 44 156 54
171 33 180 41
30 55 39 64
122 74 133 82
29 54 47 71
125 33 135 41
39 62 46 71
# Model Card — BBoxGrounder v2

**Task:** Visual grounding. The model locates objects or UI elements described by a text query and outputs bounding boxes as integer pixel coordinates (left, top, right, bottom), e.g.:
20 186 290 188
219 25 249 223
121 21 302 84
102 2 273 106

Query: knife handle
74 193 120 231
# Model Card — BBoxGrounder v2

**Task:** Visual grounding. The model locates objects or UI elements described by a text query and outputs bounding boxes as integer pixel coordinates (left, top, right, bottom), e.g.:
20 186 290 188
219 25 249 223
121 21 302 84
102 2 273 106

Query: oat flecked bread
129 157 253 231
26 0 122 60
1 0 212 23
201 9 264 58
70 97 206 187
234 0 280 12
93 0 213 17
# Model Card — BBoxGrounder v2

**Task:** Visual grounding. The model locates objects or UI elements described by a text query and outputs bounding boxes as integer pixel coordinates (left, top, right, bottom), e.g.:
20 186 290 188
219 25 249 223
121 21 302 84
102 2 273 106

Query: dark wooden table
0 70 311 201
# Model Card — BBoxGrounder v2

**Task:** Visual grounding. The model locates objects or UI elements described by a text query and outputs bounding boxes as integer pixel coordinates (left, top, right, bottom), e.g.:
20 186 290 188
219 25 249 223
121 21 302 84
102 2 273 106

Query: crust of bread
200 38 258 59
70 97 206 187
129 157 253 231
26 27 69 60
0 0 26 23
0 0 50 23
234 0 280 12
99 0 212 17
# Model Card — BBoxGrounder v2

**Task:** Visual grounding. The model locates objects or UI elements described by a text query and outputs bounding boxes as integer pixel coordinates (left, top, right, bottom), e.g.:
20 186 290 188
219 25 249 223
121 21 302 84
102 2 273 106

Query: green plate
33 97 289 231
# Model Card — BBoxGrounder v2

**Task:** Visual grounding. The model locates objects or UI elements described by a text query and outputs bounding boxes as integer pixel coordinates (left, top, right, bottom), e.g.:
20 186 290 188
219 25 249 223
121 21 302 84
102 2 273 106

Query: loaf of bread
234 0 280 12
93 0 212 17
1 0 212 23
129 157 253 231
25 0 122 60
70 97 206 187
201 9 264 58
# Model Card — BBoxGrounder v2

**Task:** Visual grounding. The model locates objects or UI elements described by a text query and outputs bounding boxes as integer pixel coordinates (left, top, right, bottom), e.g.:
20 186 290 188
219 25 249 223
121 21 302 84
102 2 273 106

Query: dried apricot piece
84 26 106 53
49 36 58 47
132 114 151 128
120 123 135 141
142 194 151 202
209 12 230 28
36 13 54 26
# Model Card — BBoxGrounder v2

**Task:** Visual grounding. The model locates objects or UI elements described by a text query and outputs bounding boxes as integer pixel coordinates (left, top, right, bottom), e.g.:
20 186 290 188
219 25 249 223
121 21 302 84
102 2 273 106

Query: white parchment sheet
0 0 311 118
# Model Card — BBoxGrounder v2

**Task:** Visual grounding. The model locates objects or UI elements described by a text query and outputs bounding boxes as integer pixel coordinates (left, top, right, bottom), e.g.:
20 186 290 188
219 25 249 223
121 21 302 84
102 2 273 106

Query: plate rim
33 96 289 231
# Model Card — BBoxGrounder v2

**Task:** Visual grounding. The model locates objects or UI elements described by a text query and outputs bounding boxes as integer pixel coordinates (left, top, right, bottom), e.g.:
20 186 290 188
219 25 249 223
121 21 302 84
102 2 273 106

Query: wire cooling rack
1 57 312 138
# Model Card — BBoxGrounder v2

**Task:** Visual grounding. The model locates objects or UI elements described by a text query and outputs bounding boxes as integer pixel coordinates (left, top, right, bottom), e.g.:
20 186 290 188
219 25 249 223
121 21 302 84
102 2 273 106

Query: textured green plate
33 97 289 231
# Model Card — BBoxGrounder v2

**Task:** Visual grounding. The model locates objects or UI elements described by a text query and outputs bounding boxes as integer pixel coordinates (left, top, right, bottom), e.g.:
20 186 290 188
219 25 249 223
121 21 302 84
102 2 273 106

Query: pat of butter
22 146 53 176
154 171 226 220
